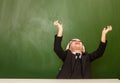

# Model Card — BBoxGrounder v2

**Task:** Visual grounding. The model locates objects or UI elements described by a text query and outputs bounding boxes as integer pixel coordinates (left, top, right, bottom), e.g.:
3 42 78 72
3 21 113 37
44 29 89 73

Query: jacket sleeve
54 35 66 61
88 41 107 62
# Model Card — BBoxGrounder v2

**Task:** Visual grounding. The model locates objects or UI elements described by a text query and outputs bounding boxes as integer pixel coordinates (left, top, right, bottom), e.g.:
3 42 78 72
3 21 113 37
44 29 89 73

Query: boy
53 20 112 79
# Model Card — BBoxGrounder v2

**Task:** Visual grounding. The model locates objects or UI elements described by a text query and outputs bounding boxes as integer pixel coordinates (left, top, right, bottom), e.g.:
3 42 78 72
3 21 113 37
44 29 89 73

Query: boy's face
69 40 83 51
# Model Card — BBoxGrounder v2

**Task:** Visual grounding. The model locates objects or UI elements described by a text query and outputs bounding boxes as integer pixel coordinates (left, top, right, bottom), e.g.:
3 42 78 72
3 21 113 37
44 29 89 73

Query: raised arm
53 20 66 61
101 26 112 43
89 26 112 61
53 20 63 37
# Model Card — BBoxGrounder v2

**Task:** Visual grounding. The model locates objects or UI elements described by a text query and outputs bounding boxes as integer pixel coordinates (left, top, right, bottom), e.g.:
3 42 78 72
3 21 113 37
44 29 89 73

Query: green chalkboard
0 0 120 78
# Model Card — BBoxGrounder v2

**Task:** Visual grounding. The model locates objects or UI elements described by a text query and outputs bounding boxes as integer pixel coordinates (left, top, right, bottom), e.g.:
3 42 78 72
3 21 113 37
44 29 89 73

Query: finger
108 25 112 29
56 20 58 23
109 26 112 31
106 26 110 30
107 26 109 28
54 21 58 26
54 20 58 23
103 28 106 30
53 21 56 25
109 25 112 29
110 25 112 28
108 26 112 29
107 26 112 32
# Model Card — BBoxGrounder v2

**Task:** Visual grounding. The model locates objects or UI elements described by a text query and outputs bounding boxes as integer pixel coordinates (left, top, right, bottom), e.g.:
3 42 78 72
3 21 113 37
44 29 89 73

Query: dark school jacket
54 35 107 79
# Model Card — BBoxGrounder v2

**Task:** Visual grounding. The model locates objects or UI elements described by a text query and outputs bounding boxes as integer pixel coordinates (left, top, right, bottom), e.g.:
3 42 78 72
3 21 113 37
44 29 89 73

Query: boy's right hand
53 20 63 30
53 20 63 37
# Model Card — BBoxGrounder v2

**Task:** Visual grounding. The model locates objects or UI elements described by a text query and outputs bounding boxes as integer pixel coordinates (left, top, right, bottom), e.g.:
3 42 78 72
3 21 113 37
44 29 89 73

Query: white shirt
72 52 82 59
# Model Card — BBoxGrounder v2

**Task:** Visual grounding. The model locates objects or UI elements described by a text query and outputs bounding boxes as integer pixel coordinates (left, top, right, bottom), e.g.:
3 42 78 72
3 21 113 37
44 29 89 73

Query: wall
0 0 120 78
